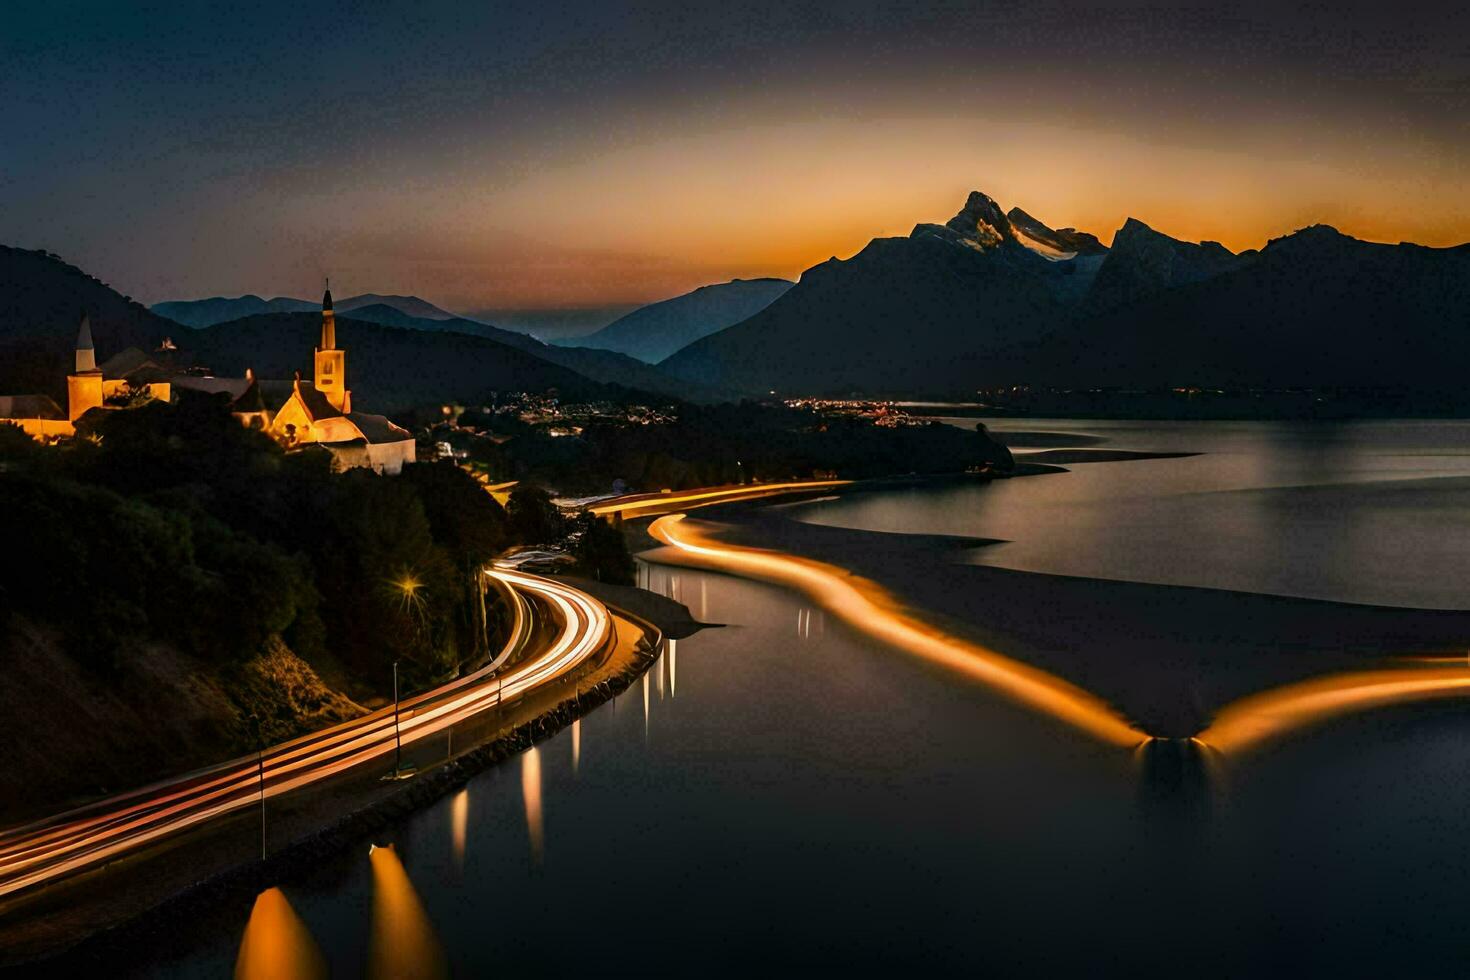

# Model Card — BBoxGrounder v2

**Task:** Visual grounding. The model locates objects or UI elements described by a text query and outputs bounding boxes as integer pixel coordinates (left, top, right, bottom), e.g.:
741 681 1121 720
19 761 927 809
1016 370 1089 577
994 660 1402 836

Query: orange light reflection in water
234 887 326 980
450 788 468 872
522 747 544 864
649 514 1147 749
368 844 446 980
1196 666 1470 755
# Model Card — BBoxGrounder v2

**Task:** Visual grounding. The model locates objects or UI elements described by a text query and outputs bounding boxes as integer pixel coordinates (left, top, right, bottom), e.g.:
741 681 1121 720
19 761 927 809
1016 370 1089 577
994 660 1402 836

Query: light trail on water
649 514 1148 749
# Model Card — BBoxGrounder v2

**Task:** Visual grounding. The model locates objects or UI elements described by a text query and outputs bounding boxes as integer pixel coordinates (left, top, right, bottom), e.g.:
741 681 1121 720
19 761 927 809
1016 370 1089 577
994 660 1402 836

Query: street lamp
393 660 402 776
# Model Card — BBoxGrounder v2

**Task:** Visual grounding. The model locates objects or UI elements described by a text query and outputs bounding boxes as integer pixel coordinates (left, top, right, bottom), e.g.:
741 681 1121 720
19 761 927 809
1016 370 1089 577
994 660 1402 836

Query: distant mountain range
0 248 684 413
152 293 462 328
326 303 717 401
660 190 1470 398
155 291 717 402
13 187 1470 417
565 278 793 363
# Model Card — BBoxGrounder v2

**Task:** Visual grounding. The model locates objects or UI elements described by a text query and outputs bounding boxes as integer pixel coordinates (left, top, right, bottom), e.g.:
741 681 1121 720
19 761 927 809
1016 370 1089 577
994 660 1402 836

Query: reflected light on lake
572 718 581 776
234 887 326 980
1198 664 1470 755
522 747 544 864
450 788 468 872
650 514 1148 749
368 844 446 980
669 639 677 698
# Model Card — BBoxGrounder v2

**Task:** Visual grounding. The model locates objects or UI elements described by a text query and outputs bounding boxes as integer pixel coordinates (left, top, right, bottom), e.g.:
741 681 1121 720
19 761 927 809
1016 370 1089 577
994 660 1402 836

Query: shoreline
634 486 1470 740
0 598 673 970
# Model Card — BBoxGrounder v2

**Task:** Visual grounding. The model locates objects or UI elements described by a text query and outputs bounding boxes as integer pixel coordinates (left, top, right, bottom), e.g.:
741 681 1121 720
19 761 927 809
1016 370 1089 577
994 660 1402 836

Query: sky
4 1 1468 317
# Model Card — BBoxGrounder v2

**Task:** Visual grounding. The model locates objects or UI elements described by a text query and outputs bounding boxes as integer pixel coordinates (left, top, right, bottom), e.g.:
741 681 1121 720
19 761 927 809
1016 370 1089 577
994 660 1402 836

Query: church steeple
75 313 96 373
314 278 349 412
67 311 103 420
320 278 336 350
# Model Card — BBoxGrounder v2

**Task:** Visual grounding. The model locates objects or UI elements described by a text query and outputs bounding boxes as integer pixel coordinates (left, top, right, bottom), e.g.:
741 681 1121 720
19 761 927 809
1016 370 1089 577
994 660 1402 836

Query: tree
506 483 563 545
570 512 636 585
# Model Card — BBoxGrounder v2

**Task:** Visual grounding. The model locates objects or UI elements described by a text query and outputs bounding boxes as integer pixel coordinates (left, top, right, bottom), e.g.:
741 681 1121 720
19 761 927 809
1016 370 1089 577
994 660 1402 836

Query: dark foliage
569 513 636 585
505 483 564 545
0 397 510 694
489 401 1012 495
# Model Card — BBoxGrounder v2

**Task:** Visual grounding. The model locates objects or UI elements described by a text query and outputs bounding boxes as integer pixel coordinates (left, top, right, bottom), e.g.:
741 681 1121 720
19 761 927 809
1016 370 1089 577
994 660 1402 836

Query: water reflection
1134 738 1215 826
572 718 582 776
368 844 446 980
804 419 1470 609
669 639 677 698
1198 664 1470 755
234 887 326 980
650 514 1148 748
450 788 468 873
522 747 544 864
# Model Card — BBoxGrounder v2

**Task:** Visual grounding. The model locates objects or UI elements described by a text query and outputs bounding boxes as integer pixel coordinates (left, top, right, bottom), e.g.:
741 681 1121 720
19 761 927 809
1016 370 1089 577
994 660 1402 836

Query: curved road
0 569 614 901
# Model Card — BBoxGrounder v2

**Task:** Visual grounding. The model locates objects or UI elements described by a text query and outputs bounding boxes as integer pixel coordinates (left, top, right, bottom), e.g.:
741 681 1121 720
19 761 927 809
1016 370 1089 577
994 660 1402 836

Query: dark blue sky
4 1 1466 312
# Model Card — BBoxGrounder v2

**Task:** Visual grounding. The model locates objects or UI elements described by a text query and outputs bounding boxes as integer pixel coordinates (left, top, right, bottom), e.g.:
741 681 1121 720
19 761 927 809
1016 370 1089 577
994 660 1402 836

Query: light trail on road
649 513 1149 749
0 571 613 901
590 480 850 521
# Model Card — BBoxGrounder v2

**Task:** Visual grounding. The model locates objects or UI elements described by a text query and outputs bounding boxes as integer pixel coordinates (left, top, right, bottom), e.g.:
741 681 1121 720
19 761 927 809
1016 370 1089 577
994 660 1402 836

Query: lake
797 417 1470 609
131 420 1470 978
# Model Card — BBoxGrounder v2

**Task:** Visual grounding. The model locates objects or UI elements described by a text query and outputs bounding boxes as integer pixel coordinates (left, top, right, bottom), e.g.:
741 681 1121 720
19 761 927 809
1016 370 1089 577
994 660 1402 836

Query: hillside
315 304 707 401
152 295 317 327
0 247 182 400
188 312 610 413
153 292 463 328
1059 225 1470 390
571 278 793 363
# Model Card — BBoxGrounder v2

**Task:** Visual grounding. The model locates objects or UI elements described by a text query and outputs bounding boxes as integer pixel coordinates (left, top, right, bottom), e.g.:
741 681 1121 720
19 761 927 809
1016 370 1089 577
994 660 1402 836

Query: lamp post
393 660 402 777
257 747 266 861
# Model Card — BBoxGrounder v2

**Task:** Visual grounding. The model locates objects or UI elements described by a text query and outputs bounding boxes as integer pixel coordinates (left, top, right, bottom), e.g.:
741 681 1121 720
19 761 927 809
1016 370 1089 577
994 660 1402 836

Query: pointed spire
322 277 333 311
74 312 97 373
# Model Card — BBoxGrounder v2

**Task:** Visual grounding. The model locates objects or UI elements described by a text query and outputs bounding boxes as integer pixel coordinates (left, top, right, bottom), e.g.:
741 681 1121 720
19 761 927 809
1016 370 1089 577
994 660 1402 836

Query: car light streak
590 480 850 520
0 571 612 900
649 514 1148 749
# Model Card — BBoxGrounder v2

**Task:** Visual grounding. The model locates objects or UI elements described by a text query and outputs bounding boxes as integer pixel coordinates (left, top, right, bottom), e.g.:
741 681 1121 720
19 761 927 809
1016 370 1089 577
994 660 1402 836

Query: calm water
797 418 1470 609
133 421 1470 977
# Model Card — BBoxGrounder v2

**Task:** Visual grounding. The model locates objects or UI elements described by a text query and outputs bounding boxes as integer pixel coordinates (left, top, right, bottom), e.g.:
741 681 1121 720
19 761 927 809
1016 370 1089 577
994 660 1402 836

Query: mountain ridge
567 278 794 363
661 189 1470 399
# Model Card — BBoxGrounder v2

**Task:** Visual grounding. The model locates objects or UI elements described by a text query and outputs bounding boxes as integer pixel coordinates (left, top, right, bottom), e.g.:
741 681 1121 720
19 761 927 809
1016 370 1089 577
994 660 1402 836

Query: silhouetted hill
326 305 712 401
154 292 463 328
152 295 317 327
0 247 180 399
572 278 793 363
1082 218 1251 314
334 293 459 320
188 313 611 414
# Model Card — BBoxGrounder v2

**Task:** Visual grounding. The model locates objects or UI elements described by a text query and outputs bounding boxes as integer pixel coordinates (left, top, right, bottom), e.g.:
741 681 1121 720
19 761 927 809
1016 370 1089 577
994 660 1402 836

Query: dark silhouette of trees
506 483 563 545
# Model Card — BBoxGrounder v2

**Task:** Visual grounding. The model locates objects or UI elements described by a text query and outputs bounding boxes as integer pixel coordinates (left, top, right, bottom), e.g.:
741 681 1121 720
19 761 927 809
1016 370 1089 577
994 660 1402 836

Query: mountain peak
1007 207 1109 258
909 189 1017 251
944 190 1014 248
